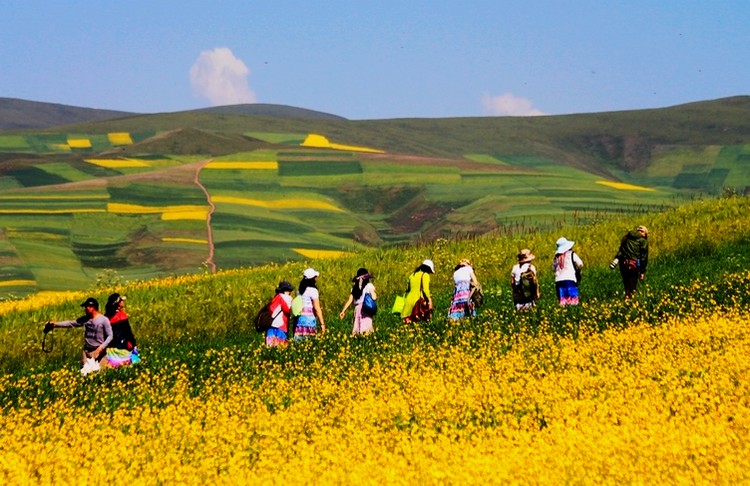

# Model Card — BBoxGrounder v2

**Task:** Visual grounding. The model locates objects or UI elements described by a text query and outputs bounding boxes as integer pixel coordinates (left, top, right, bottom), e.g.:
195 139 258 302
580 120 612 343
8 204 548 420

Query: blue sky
2 1 748 119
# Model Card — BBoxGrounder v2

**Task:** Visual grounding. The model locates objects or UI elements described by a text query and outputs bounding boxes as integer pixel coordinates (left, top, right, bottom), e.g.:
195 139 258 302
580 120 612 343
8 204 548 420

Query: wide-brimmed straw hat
517 249 535 263
555 237 575 254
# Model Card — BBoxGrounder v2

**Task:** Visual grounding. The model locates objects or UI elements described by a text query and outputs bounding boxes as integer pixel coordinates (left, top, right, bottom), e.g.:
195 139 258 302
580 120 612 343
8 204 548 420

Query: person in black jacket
611 226 649 298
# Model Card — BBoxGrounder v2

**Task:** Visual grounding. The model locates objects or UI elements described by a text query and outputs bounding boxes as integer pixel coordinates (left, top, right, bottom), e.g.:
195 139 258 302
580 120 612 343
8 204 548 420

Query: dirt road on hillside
194 159 216 274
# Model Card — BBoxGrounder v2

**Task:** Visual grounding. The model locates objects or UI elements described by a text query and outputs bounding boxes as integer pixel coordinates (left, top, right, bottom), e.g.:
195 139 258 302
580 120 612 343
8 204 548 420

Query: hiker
401 259 435 324
510 249 539 311
339 268 377 335
45 297 112 367
610 225 649 298
104 293 139 367
448 258 480 320
294 268 326 339
266 281 294 346
551 237 584 306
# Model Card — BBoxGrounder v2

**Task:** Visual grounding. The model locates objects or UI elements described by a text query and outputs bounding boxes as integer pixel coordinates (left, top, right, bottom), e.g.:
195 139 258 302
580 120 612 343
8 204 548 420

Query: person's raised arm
313 298 326 333
51 317 85 328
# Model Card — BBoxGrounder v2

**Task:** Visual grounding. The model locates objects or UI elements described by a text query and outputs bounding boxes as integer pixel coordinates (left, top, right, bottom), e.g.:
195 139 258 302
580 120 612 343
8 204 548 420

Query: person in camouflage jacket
611 225 649 298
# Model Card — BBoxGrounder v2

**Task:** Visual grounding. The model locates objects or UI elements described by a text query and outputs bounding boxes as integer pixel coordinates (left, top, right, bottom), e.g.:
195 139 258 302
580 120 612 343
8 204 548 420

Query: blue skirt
555 280 579 306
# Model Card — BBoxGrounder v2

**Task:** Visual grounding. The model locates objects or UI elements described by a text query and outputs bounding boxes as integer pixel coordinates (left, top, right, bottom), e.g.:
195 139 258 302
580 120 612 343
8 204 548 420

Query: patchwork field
0 124 723 298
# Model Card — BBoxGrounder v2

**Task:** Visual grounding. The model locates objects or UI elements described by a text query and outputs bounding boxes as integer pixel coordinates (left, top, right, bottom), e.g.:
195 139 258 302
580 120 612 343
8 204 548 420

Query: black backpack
253 302 281 333
572 251 582 284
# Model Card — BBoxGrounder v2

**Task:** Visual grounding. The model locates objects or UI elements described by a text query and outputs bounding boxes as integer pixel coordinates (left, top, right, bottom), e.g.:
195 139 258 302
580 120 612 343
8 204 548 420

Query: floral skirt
294 315 317 339
266 327 288 346
105 347 140 367
448 280 474 320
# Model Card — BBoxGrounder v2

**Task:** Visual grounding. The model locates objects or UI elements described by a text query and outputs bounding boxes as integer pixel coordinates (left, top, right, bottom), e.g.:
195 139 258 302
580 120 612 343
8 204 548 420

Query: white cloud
189 47 257 105
481 93 546 116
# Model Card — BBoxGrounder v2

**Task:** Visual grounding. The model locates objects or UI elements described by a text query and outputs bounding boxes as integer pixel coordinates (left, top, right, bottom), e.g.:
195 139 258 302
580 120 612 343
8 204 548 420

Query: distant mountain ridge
192 103 347 121
0 98 346 131
0 98 136 131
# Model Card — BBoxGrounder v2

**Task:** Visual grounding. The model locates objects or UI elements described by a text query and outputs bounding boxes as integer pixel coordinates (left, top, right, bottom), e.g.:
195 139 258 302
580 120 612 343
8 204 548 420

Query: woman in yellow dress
400 259 435 324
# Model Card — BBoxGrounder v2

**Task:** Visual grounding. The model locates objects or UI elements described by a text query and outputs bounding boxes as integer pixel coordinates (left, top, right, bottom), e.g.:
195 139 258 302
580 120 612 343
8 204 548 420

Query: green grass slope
1 194 749 376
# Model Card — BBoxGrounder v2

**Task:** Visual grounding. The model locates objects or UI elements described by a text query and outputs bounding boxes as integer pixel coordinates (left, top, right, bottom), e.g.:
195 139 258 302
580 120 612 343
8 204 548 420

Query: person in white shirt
447 259 480 320
339 267 377 335
551 237 584 306
294 268 326 339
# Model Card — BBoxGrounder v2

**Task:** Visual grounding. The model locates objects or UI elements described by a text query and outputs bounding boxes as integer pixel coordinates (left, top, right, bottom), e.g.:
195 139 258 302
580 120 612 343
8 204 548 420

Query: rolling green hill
0 97 749 297
193 103 347 120
0 98 135 131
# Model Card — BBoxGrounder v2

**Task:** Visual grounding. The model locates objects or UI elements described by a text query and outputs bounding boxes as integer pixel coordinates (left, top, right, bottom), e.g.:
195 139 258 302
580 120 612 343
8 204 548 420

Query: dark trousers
619 265 640 297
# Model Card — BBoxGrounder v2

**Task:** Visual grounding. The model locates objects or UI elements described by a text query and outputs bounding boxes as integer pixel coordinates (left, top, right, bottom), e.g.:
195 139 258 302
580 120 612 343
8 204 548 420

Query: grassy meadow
1 195 749 483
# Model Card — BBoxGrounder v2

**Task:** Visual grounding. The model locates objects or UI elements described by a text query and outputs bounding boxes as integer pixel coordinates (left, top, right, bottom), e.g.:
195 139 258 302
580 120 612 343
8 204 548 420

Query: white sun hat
555 237 575 254
303 267 320 279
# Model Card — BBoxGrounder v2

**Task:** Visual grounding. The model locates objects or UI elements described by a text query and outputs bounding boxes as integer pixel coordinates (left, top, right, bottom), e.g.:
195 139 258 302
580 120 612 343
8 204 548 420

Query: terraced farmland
0 127 685 298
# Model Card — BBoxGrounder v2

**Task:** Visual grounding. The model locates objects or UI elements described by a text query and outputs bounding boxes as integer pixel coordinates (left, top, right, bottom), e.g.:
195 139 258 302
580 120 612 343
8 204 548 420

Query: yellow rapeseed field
301 133 384 153
161 237 208 245
66 138 91 149
293 248 352 259
84 158 150 168
596 180 656 191
107 202 207 215
160 210 209 221
0 279 35 287
213 195 343 212
1 309 748 484
107 132 133 145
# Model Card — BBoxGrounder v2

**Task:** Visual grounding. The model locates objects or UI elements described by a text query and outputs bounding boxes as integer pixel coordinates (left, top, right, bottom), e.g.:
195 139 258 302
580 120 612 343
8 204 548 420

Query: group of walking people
254 224 649 347
44 225 649 364
264 225 647 346
508 226 649 310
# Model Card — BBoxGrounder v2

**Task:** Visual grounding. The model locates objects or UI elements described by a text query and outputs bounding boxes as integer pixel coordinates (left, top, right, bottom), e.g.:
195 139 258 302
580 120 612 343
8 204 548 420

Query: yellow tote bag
391 295 405 315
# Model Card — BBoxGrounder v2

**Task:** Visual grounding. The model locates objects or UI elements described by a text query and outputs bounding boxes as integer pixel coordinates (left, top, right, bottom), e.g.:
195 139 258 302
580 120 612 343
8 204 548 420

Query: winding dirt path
194 159 216 274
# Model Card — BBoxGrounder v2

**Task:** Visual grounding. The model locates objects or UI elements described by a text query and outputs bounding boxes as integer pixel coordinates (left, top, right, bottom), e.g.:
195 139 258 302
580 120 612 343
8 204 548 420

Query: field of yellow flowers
2 196 750 483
